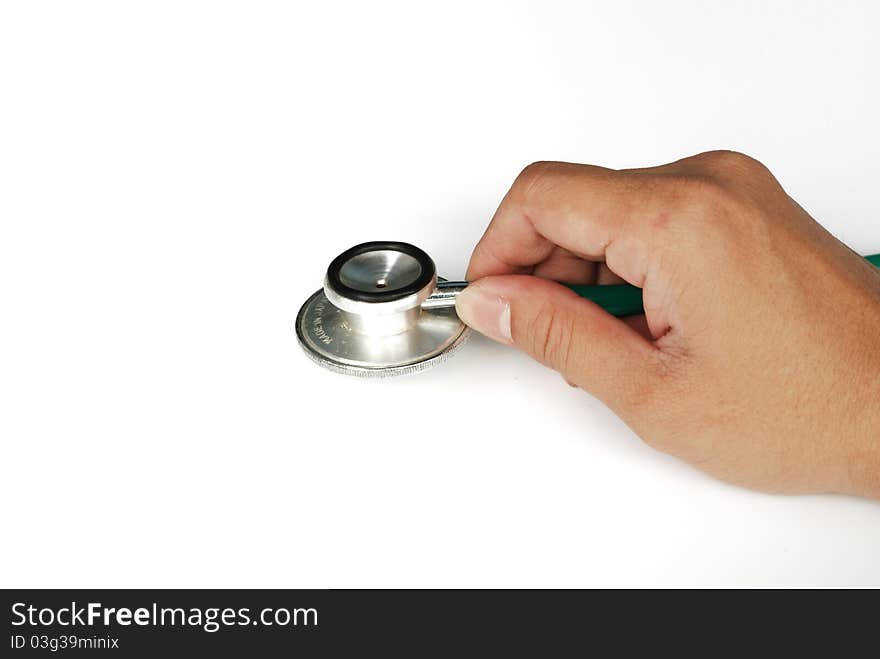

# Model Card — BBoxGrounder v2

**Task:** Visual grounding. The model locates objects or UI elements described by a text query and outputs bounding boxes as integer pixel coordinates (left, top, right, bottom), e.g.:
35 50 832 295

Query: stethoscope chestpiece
296 241 470 377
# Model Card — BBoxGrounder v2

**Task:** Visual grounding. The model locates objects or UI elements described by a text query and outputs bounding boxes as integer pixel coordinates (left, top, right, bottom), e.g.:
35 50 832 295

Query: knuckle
690 179 764 237
694 149 772 183
698 148 759 168
511 161 559 204
664 174 730 212
653 172 761 238
641 174 733 234
646 150 774 222
685 180 741 225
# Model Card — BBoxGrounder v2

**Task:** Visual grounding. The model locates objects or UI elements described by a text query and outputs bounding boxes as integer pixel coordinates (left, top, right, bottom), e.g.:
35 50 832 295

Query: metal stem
420 280 469 310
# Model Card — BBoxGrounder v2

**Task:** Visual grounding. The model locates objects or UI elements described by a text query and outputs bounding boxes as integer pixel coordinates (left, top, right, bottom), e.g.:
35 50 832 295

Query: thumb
455 275 660 408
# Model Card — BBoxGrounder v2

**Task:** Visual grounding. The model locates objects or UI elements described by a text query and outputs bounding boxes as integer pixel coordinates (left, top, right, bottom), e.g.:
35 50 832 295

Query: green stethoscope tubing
566 253 880 317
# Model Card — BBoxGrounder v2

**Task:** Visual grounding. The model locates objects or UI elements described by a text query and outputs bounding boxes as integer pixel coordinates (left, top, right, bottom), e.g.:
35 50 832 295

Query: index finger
466 161 672 288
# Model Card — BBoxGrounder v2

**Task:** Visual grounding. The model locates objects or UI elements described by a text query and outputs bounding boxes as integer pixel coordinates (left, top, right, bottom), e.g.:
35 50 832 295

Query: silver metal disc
337 249 423 293
295 288 470 377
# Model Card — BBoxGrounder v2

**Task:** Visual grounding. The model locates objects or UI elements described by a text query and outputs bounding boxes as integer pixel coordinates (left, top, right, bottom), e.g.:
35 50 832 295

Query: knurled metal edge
295 323 471 378
294 288 471 378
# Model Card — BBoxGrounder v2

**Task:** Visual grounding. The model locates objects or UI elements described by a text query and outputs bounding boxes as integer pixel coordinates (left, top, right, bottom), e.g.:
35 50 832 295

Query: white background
2 1 879 587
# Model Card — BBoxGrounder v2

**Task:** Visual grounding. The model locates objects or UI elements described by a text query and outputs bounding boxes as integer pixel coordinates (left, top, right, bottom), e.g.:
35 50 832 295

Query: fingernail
455 284 512 344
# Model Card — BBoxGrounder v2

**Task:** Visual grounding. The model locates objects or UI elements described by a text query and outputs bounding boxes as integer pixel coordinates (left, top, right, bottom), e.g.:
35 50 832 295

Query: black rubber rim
326 241 436 303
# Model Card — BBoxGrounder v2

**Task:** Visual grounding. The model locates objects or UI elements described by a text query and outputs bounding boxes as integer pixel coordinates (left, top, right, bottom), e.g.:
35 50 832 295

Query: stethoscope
296 240 644 377
297 241 880 377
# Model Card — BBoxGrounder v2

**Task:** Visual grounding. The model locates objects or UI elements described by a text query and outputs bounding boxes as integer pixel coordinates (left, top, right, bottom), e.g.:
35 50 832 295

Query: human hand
456 151 880 498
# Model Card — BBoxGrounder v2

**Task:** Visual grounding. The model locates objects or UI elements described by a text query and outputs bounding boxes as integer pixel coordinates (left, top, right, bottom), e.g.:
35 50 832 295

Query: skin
455 151 880 499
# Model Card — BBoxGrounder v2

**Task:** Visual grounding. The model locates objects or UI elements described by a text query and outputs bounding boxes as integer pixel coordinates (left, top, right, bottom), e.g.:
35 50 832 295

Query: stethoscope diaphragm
296 241 470 377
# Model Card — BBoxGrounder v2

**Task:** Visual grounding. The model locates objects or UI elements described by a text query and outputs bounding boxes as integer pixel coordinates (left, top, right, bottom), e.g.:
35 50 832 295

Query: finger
466 161 670 289
455 274 662 412
530 252 627 288
529 248 627 285
596 263 626 285
531 247 598 284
